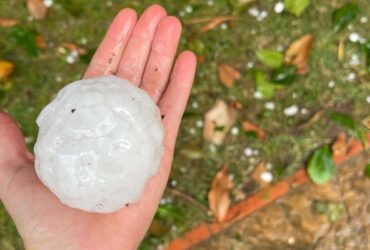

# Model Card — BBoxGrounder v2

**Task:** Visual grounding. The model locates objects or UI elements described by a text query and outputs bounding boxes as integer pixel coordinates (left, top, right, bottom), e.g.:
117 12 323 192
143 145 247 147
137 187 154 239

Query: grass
1 0 369 249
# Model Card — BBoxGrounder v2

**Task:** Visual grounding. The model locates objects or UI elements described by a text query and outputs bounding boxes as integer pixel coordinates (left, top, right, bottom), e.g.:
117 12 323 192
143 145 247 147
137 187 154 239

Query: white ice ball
34 75 164 213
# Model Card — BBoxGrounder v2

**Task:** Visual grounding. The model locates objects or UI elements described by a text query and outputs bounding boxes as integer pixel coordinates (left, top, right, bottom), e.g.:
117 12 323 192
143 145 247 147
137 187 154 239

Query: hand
0 5 196 250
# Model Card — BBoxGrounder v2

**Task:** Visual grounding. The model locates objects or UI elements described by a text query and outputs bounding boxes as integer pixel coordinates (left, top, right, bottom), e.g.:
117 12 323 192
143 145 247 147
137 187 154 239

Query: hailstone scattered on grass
34 75 164 213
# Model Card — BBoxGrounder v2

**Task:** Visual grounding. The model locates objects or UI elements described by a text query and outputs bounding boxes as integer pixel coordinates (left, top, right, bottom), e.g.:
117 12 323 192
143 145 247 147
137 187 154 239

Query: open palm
0 5 196 250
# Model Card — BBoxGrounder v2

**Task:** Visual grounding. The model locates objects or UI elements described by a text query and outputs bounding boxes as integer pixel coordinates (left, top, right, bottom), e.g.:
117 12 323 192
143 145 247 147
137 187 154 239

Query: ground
0 0 369 249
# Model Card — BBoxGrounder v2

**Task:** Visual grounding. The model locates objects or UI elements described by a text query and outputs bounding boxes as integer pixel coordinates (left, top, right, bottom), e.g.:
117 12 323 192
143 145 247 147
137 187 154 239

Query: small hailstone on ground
274 2 285 14
252 149 259 156
192 101 199 109
288 237 296 245
328 80 335 88
106 1 113 7
266 163 273 170
220 23 228 30
244 147 253 157
80 37 88 45
348 32 360 43
276 45 284 52
257 10 268 22
196 120 204 128
346 72 356 81
55 75 63 83
65 53 76 64
228 174 234 181
180 167 187 173
248 7 260 17
247 61 255 69
366 96 370 104
260 171 273 183
25 136 34 144
265 102 275 110
170 179 178 187
349 54 360 66
253 91 263 99
284 105 299 117
185 5 193 14
189 128 196 135
43 0 53 7
360 16 368 23
301 108 309 115
34 75 164 213
231 126 239 135
347 24 354 30
209 144 217 153
207 0 214 6
178 11 185 17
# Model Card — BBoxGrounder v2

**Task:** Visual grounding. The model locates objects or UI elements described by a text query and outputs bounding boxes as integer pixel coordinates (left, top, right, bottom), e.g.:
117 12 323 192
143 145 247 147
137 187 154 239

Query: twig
298 102 332 130
184 16 238 25
166 187 208 213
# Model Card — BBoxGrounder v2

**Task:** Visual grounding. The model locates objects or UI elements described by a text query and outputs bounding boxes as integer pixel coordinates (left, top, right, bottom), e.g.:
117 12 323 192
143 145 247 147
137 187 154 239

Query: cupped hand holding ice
0 5 196 250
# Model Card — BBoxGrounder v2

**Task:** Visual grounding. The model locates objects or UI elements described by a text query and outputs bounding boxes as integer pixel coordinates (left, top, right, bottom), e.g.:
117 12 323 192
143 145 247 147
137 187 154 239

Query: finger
116 5 167 85
140 16 182 103
158 51 197 152
84 8 137 79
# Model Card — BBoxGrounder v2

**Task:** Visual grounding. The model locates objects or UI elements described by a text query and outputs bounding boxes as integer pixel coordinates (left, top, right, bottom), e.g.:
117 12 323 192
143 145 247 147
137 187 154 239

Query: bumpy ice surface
34 75 164 213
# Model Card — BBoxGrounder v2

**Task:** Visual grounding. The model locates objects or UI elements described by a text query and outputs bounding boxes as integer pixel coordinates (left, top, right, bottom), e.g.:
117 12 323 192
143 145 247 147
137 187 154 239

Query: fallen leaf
284 34 313 74
362 117 370 129
270 65 297 84
59 43 87 55
307 145 335 184
242 121 265 140
203 100 238 145
337 37 345 62
200 16 237 32
208 165 233 222
333 3 360 32
284 0 310 16
255 70 281 98
27 0 47 20
331 132 348 156
251 163 272 188
256 50 283 69
0 60 14 80
218 64 241 87
36 34 47 49
148 219 170 236
0 18 18 27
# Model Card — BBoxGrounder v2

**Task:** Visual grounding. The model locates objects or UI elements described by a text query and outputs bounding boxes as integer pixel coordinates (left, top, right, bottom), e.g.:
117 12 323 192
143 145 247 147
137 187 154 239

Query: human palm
0 5 196 250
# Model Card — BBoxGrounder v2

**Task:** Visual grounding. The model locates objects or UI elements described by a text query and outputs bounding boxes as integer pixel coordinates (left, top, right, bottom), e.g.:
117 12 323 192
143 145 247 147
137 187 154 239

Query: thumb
0 112 34 193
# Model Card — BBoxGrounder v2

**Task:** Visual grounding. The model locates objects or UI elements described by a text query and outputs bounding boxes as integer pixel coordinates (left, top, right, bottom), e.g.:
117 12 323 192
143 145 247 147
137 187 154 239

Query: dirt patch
192 152 369 250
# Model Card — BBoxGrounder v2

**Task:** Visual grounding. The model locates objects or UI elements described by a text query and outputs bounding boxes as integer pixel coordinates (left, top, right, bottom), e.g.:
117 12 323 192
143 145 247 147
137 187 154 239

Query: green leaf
256 50 283 69
333 3 360 32
255 71 280 98
307 145 335 184
284 0 310 16
271 65 297 85
330 112 356 130
364 164 370 178
10 27 39 57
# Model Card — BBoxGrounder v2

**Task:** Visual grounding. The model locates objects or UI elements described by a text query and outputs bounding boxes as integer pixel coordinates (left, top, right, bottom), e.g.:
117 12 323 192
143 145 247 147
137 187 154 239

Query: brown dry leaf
218 64 241 87
36 34 47 49
208 165 233 222
338 37 345 62
27 0 47 20
332 132 348 156
362 117 370 129
0 18 18 27
200 16 237 32
284 34 314 74
251 162 272 188
0 60 14 80
59 43 87 55
242 121 265 140
203 99 238 145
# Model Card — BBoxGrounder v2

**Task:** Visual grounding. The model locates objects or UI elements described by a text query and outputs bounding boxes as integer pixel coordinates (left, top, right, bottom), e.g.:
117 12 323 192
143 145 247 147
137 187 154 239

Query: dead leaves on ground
58 43 87 55
208 165 233 222
200 16 237 32
242 121 265 140
218 64 241 87
0 18 18 27
285 34 314 74
27 0 47 20
0 60 14 81
203 100 238 145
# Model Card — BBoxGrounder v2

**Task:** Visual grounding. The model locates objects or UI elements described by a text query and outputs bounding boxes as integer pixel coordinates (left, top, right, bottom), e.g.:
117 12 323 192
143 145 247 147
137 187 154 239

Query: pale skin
0 5 196 250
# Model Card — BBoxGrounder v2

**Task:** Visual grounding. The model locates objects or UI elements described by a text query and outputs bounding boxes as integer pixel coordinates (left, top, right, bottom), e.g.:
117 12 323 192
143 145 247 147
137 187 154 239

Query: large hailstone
34 75 164 213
